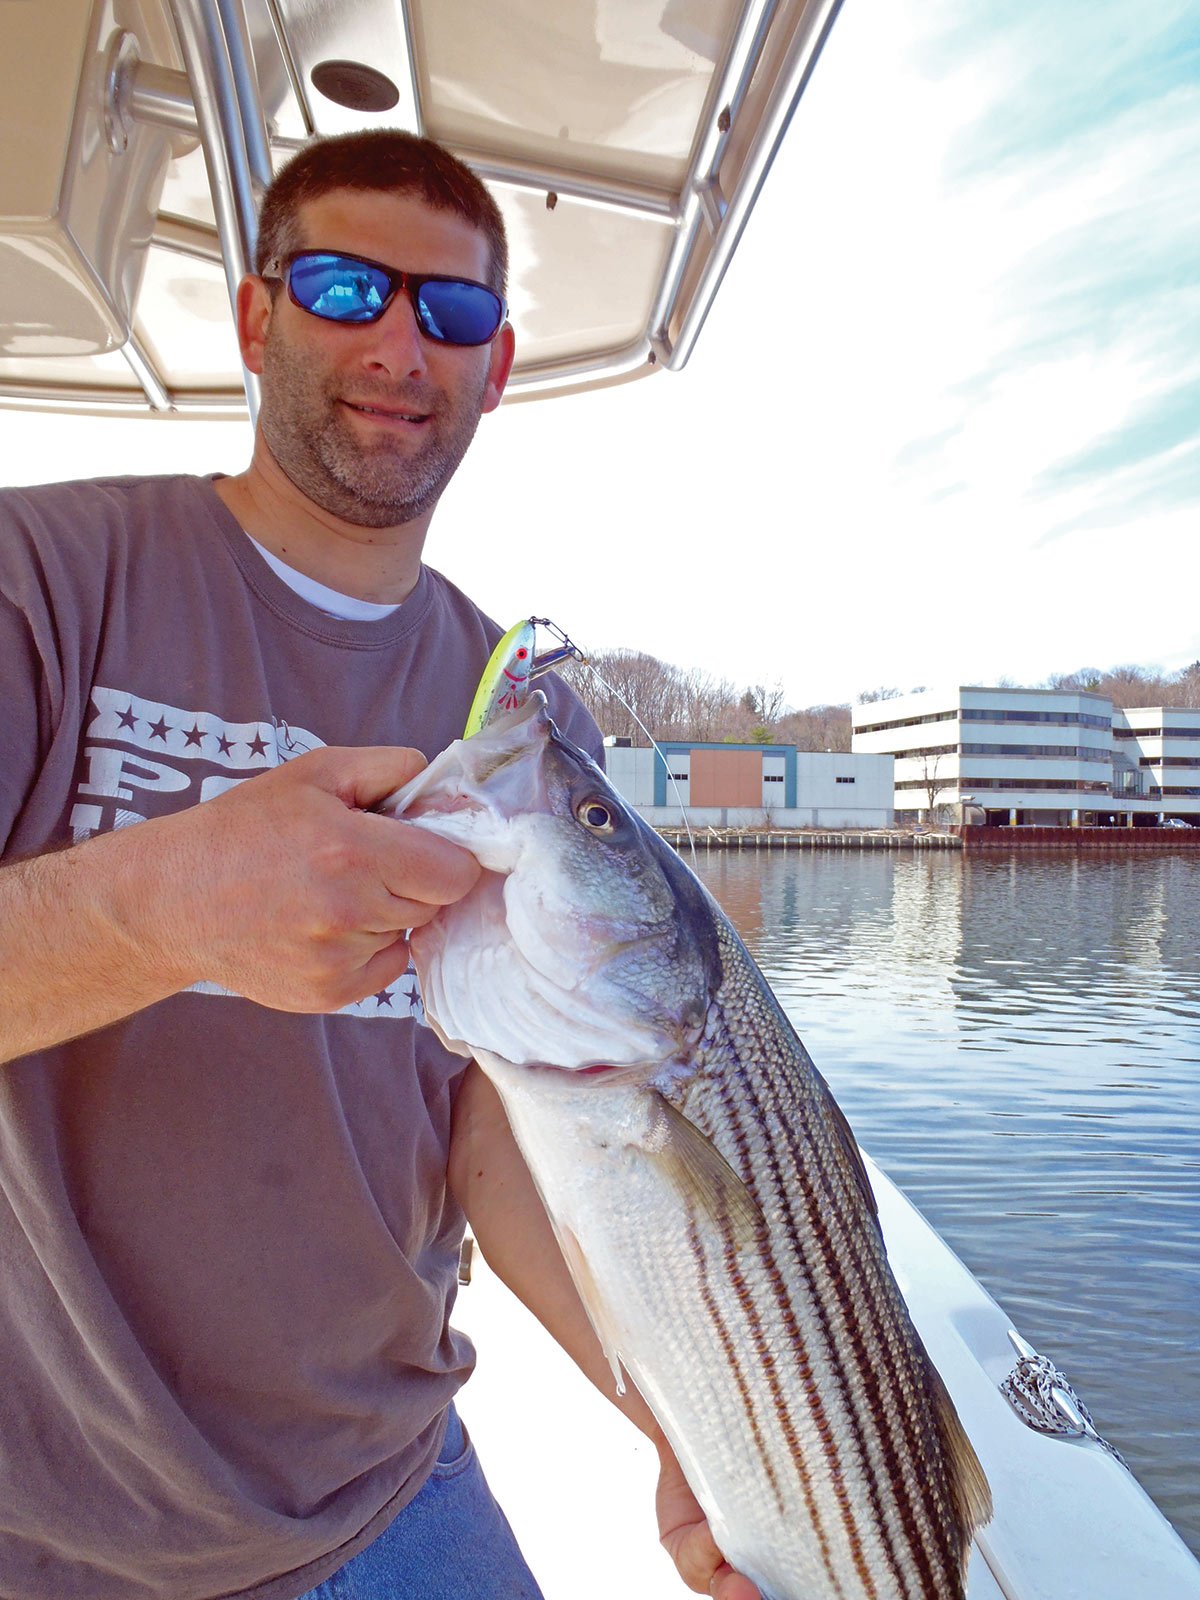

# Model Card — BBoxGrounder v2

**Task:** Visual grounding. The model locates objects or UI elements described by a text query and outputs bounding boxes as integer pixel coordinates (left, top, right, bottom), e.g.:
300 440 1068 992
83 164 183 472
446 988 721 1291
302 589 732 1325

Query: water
691 846 1200 1557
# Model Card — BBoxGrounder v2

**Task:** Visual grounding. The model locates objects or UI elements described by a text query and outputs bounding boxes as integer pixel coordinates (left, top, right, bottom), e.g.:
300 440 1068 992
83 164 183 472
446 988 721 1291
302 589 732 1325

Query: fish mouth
383 695 551 857
390 692 720 1073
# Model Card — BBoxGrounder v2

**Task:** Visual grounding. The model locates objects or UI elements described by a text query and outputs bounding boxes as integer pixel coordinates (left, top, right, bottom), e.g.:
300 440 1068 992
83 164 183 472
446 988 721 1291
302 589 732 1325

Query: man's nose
358 290 430 379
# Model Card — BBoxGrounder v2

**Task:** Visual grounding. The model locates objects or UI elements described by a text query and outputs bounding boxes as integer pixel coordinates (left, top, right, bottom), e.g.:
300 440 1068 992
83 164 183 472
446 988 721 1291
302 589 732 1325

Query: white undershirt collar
247 536 402 621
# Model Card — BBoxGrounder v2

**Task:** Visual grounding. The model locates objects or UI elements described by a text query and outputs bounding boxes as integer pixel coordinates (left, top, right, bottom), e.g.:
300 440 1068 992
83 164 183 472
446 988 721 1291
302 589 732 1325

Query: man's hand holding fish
656 1446 763 1598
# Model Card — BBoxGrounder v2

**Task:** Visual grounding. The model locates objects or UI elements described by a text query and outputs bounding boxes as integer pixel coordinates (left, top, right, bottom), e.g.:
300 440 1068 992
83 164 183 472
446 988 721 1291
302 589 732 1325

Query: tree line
561 650 855 751
860 662 1200 712
562 651 1200 749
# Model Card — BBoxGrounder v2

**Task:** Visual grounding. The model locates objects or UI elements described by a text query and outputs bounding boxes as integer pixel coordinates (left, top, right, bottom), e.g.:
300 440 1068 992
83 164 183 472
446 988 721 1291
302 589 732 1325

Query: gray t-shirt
0 474 601 1600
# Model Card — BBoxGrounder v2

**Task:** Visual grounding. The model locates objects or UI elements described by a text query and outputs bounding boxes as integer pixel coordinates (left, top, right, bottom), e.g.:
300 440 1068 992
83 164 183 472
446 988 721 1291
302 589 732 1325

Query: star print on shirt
148 716 171 743
246 730 268 759
183 722 206 749
117 705 138 732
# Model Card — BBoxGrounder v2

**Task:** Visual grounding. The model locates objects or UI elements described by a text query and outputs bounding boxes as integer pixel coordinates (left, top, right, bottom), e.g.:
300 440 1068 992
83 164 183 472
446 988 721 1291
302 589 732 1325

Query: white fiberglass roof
0 0 841 418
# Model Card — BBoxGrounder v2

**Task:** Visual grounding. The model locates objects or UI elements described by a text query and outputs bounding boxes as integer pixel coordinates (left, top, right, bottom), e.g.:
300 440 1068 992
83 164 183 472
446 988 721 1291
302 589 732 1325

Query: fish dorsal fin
557 1224 627 1399
643 1092 763 1250
821 1081 880 1225
926 1355 994 1541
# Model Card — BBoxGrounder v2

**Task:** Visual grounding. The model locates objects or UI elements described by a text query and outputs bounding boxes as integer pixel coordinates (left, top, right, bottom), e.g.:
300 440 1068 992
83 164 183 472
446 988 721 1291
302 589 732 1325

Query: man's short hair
255 130 509 294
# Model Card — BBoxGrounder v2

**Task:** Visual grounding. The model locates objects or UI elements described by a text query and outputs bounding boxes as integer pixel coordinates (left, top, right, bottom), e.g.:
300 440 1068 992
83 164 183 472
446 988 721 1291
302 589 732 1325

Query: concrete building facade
603 740 894 828
852 687 1200 827
1114 707 1200 817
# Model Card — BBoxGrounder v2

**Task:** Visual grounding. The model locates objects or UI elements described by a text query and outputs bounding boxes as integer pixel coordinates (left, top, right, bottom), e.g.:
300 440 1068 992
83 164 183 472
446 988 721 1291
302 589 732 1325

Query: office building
603 740 894 828
852 687 1200 826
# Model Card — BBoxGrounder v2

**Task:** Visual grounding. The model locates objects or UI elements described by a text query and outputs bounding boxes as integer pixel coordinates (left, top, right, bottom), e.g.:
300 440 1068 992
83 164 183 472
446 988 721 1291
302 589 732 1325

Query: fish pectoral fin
557 1224 627 1398
642 1092 763 1250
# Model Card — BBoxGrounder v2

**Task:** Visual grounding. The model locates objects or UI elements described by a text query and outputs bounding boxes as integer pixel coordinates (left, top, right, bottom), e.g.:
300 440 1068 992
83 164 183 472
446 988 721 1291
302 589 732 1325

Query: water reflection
693 848 1200 1556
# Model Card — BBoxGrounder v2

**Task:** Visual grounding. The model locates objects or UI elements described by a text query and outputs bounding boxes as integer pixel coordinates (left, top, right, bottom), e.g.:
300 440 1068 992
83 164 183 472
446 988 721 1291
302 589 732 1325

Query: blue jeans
294 1409 544 1599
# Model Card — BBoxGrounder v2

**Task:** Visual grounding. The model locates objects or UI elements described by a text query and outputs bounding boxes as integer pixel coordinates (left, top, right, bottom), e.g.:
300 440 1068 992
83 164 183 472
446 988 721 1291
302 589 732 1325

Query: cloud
1034 438 1200 543
875 3 1200 558
935 2 1200 182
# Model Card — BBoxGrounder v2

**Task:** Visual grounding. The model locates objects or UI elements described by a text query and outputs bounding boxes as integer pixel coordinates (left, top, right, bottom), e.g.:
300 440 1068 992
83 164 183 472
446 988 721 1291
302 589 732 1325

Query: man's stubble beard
259 325 490 529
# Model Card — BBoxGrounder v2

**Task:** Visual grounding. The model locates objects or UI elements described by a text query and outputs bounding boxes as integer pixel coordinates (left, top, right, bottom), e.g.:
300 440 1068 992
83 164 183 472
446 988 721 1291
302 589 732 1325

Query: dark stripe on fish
685 1210 787 1520
693 1049 875 1597
741 1037 948 1600
798 1076 965 1598
710 1056 885 1600
791 1096 940 1599
702 951 928 1595
737 1003 963 1598
715 1191 848 1596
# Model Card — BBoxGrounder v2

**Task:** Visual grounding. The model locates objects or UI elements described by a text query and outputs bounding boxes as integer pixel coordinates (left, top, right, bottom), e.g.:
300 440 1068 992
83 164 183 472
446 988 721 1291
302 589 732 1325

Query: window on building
947 777 1111 793
891 744 958 760
960 708 1111 729
854 710 956 734
836 776 856 784
958 743 1110 762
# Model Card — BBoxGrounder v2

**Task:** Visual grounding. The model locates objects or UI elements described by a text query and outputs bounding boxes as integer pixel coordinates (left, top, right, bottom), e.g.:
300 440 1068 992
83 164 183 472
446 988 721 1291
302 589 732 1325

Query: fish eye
575 798 615 833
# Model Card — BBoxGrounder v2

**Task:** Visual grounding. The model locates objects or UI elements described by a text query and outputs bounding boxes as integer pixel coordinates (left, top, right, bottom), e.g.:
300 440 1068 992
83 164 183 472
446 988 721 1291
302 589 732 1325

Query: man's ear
235 276 275 376
481 321 517 414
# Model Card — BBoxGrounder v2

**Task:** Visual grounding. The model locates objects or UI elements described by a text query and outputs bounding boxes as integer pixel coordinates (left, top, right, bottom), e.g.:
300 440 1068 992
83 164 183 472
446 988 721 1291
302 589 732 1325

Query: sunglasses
266 250 507 346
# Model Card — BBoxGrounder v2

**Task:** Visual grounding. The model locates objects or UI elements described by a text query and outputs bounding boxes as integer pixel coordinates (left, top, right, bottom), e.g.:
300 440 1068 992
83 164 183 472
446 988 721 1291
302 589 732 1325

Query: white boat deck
452 1154 1200 1600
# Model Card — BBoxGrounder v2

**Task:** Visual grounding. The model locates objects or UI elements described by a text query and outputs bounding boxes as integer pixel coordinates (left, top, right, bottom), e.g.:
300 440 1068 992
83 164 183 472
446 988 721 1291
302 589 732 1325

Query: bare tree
563 649 683 743
857 685 926 704
857 686 905 704
1103 663 1171 707
777 704 852 751
741 682 787 723
564 650 756 744
1045 662 1197 707
1173 662 1200 709
677 667 741 742
1047 668 1104 693
912 751 953 826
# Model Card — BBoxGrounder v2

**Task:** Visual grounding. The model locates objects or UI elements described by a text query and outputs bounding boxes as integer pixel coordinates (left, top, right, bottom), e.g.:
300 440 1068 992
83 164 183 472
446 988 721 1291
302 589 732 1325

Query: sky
5 0 1198 712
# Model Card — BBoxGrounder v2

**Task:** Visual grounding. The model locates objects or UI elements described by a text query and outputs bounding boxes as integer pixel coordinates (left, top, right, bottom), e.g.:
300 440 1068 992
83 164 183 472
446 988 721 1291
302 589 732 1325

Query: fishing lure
464 618 586 736
463 619 700 865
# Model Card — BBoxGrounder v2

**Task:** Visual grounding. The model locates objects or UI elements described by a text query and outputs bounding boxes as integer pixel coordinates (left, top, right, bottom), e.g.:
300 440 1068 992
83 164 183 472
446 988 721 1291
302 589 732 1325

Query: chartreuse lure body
464 618 584 737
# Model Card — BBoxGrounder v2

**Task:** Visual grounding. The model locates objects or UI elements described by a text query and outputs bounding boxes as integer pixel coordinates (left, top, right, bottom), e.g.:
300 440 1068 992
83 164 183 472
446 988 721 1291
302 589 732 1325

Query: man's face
255 188 511 529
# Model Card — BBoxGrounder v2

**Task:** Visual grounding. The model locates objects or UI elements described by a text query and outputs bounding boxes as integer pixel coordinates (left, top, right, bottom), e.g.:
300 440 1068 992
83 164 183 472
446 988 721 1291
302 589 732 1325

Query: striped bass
386 694 992 1600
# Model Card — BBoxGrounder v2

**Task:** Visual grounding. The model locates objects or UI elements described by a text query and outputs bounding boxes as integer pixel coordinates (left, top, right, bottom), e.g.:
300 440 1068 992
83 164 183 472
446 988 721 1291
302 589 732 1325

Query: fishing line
515 619 697 864
575 659 698 868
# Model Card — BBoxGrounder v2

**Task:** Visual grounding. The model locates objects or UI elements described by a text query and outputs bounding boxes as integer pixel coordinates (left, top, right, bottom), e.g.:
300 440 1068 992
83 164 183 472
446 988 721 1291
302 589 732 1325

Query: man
0 133 757 1599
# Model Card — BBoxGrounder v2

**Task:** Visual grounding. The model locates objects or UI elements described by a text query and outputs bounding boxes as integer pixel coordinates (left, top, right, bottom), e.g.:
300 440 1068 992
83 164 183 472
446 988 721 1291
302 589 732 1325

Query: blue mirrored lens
416 280 503 344
286 254 504 343
289 255 392 321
